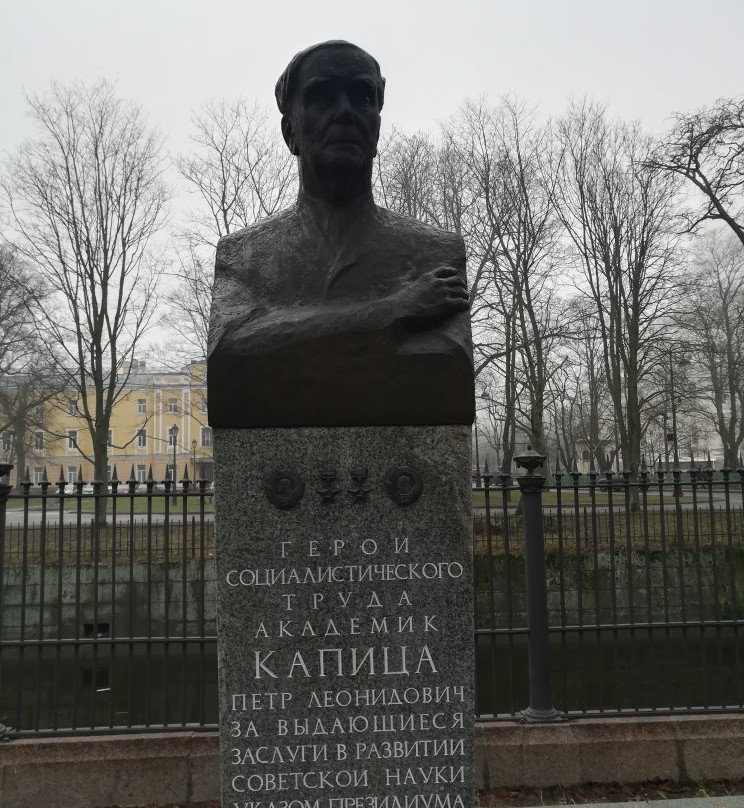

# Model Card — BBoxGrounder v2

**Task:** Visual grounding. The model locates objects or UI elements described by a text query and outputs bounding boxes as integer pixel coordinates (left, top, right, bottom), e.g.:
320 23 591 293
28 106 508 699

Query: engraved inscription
222 524 471 803
217 428 473 806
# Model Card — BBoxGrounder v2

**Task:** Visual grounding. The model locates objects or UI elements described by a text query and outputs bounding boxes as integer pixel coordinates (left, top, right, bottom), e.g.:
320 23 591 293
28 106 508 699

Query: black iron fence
1 459 743 737
474 458 744 720
0 467 216 737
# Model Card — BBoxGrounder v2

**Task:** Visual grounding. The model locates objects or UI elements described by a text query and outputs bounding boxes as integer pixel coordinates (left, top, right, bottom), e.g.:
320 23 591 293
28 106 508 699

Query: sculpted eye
349 81 375 107
305 83 335 107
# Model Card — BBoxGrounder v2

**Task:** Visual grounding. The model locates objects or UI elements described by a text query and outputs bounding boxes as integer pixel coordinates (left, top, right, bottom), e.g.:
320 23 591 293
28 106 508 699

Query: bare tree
681 231 744 467
553 101 682 476
551 299 619 473
167 100 297 360
375 129 449 226
477 370 518 476
648 97 744 246
448 98 566 455
375 128 475 237
0 370 56 491
161 244 214 361
0 245 41 383
175 99 297 248
546 375 580 473
0 245 61 488
2 81 169 520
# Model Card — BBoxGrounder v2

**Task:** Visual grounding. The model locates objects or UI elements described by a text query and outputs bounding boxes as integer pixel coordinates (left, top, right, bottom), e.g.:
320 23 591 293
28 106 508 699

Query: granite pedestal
214 426 475 807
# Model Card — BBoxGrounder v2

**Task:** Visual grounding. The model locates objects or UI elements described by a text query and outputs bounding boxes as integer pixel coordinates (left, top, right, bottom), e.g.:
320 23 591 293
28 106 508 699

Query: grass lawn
77 494 214 515
473 500 743 555
5 489 742 564
472 489 672 508
11 489 714 514
9 493 214 515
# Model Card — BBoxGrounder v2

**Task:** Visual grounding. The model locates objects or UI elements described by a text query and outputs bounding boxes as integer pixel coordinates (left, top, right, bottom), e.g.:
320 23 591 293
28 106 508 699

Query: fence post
515 448 561 723
0 463 15 739
0 462 11 549
0 462 12 579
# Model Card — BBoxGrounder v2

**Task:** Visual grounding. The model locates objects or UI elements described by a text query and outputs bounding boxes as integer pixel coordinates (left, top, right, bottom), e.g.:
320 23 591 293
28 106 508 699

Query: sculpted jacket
207 197 475 428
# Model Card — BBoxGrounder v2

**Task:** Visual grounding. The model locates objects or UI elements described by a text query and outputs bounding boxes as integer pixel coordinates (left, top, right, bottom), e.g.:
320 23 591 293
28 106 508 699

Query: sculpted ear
281 116 299 156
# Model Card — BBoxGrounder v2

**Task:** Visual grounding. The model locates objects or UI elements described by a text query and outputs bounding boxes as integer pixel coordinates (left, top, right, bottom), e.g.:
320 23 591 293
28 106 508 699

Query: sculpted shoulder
375 206 466 268
215 206 299 272
209 207 302 346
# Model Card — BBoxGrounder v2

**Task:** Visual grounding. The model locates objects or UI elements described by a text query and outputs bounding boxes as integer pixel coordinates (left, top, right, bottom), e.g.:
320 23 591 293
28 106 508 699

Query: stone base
6 716 744 807
214 426 475 806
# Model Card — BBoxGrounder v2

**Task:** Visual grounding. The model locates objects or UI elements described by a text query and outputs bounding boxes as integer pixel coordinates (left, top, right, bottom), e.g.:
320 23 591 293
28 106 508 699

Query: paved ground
524 801 744 808
477 782 744 807
137 793 744 808
128 798 744 808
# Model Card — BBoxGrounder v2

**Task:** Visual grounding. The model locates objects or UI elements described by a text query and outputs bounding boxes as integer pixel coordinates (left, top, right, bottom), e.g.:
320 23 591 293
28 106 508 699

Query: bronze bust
207 41 474 427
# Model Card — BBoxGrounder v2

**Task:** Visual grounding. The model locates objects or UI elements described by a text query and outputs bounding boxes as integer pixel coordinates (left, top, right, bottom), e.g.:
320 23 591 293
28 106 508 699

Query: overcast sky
2 0 744 161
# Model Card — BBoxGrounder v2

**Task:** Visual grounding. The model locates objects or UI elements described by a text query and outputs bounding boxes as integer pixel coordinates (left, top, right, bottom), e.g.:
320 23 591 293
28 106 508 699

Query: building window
168 426 178 447
166 463 176 481
67 465 77 484
136 464 146 483
66 429 78 451
2 432 13 453
107 429 113 447
68 399 77 415
137 398 146 414
168 398 178 414
35 405 43 419
200 426 212 448
136 428 147 449
34 431 44 451
201 395 208 413
33 467 44 485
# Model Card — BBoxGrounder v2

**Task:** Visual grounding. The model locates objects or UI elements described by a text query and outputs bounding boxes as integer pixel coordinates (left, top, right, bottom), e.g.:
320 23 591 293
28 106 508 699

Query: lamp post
667 349 686 537
473 420 481 485
667 347 690 471
170 423 179 500
192 438 197 481
669 349 680 469
473 390 492 485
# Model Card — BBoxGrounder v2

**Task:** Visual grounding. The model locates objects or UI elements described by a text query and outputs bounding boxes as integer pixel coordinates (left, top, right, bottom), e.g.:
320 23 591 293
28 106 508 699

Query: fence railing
473 459 744 720
0 468 216 737
1 459 743 737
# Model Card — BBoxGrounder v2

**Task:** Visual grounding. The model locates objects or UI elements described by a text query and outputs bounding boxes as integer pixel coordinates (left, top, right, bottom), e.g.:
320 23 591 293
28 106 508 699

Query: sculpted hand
399 265 470 324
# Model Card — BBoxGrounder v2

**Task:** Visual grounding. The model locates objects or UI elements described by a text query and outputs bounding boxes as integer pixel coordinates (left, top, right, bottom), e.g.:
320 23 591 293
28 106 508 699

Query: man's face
284 46 382 178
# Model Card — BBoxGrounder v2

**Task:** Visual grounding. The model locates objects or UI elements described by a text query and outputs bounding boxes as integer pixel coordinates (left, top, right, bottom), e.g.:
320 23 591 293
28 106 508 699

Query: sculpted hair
274 40 386 114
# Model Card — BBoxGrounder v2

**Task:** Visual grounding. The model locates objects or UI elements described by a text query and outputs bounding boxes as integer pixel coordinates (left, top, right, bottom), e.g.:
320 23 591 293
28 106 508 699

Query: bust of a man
207 41 474 427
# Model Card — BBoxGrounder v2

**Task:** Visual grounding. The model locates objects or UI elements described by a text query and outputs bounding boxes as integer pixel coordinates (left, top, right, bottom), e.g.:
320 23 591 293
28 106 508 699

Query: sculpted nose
333 91 354 121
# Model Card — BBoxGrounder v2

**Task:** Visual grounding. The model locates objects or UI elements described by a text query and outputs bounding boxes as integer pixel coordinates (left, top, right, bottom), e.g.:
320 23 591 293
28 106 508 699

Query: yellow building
18 360 214 487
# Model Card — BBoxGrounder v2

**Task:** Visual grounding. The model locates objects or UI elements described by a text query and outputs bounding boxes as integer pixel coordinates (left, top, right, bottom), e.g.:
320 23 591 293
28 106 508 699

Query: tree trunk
530 396 545 455
12 411 28 493
92 424 109 526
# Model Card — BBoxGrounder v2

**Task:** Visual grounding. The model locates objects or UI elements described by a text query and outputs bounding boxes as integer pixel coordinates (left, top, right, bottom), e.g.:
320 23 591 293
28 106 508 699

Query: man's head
276 41 386 181
275 41 385 116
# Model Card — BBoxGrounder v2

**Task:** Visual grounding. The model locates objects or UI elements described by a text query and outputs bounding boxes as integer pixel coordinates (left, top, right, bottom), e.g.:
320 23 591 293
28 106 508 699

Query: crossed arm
209 265 470 358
